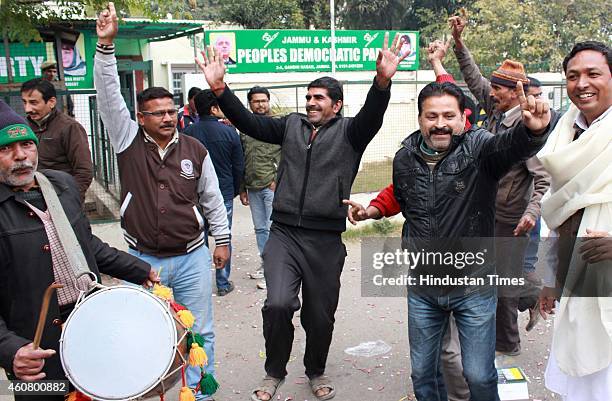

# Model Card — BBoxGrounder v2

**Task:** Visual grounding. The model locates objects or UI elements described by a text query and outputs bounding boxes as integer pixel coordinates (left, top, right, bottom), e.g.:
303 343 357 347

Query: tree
336 0 411 30
407 0 610 73
298 0 330 29
462 0 611 71
218 0 305 29
1 0 181 44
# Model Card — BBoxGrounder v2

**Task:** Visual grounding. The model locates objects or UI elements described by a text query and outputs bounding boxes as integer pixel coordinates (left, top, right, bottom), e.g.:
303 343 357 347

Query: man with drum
94 4 230 400
0 99 157 400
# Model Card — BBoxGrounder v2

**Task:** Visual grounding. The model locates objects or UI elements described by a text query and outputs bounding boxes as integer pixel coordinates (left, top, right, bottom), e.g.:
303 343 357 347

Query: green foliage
337 0 411 30
372 218 395 235
1 0 180 44
299 0 330 29
342 218 402 241
219 0 305 29
397 0 611 72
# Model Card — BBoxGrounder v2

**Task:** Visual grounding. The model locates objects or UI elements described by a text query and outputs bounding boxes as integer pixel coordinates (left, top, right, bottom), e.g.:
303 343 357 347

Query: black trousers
494 221 538 353
262 222 346 379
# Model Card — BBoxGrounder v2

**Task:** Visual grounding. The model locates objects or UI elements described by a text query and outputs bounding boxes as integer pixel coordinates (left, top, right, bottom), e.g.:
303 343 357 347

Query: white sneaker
249 269 264 279
256 280 267 290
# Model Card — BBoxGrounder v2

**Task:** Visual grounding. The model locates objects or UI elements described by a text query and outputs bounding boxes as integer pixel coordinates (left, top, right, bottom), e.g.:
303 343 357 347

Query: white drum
59 286 186 400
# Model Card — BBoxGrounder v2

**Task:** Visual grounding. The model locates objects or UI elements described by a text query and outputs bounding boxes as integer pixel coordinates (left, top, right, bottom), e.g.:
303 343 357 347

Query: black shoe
217 281 235 296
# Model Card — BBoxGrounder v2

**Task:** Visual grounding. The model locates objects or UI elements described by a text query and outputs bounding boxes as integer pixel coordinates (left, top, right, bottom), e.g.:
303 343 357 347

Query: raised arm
94 2 139 153
427 39 452 80
449 16 495 115
347 32 409 152
195 46 286 144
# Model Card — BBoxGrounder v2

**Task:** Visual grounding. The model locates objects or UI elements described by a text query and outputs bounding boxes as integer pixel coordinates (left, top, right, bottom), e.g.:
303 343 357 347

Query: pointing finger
516 81 528 110
527 93 536 114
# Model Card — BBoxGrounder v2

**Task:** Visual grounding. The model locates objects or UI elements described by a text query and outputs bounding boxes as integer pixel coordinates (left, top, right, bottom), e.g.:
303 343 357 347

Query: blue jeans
408 289 499 401
129 246 215 400
523 218 541 273
247 187 274 256
214 199 234 290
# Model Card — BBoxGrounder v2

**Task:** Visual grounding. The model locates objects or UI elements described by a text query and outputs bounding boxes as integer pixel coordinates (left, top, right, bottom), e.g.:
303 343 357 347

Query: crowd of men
0 2 610 401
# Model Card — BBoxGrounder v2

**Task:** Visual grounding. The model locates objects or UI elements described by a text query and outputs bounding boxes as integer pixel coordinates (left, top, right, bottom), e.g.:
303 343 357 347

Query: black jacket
217 80 391 232
0 170 150 381
184 115 245 201
394 124 550 241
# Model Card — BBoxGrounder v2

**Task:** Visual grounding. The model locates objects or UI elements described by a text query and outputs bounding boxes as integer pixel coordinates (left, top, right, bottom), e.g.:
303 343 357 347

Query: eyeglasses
140 109 178 118
249 100 269 105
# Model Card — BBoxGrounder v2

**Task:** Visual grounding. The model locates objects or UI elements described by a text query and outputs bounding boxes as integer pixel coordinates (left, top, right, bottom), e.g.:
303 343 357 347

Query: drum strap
35 172 93 281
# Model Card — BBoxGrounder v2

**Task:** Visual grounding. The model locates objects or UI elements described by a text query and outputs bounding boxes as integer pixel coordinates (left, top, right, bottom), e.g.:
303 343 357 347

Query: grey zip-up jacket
454 44 551 224
217 79 391 232
94 45 229 256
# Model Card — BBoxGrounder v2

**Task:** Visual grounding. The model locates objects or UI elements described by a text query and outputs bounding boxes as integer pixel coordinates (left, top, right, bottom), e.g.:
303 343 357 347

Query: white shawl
537 104 612 377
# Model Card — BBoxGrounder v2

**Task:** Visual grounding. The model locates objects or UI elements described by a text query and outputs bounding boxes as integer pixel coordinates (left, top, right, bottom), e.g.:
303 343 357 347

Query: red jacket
368 74 473 217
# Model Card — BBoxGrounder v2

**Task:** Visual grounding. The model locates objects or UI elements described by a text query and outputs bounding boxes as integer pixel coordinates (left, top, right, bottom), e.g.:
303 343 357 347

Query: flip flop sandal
309 375 336 400
250 375 284 401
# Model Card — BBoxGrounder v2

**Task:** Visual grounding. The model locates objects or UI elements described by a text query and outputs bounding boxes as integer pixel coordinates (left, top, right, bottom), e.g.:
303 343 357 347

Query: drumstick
33 283 64 349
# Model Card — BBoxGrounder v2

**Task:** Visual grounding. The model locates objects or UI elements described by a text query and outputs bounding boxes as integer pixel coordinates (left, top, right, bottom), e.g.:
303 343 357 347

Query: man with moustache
239 86 281 289
388 80 551 400
197 31 409 401
94 4 230 400
449 16 551 355
21 79 92 201
0 100 156 401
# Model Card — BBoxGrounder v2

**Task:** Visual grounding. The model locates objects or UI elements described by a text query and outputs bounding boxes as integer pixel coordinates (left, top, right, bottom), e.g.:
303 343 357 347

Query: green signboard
205 30 419 73
1 32 94 89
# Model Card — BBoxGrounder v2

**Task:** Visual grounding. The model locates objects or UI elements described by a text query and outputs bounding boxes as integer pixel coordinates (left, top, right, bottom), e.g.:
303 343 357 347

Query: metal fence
1 79 568 222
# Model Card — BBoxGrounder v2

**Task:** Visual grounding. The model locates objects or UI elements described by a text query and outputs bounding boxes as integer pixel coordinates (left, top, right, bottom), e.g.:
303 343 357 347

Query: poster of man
210 32 237 65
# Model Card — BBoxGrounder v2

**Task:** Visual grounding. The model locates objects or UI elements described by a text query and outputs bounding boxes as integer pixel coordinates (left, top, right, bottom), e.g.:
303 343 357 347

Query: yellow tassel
177 309 195 328
178 386 195 401
152 283 173 301
188 342 208 367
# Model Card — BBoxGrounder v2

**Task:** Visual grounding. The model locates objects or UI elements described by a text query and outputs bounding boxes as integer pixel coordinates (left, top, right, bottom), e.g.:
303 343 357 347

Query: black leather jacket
393 124 549 243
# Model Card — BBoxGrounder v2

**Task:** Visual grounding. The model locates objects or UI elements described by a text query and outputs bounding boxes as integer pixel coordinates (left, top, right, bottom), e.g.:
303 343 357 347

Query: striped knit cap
490 60 530 88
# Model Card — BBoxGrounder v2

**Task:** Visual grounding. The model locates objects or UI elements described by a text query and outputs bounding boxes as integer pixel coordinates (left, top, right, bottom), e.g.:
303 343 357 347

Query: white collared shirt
574 105 612 131
143 129 179 159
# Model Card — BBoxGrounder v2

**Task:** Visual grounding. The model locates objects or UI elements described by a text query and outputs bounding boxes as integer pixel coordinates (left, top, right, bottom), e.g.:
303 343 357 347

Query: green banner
205 30 419 73
0 32 94 89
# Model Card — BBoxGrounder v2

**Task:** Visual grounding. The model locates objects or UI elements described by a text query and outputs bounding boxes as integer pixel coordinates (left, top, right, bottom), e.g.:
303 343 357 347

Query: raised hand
195 45 227 96
96 2 118 45
427 39 450 64
448 15 466 44
517 81 551 135
375 32 410 88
